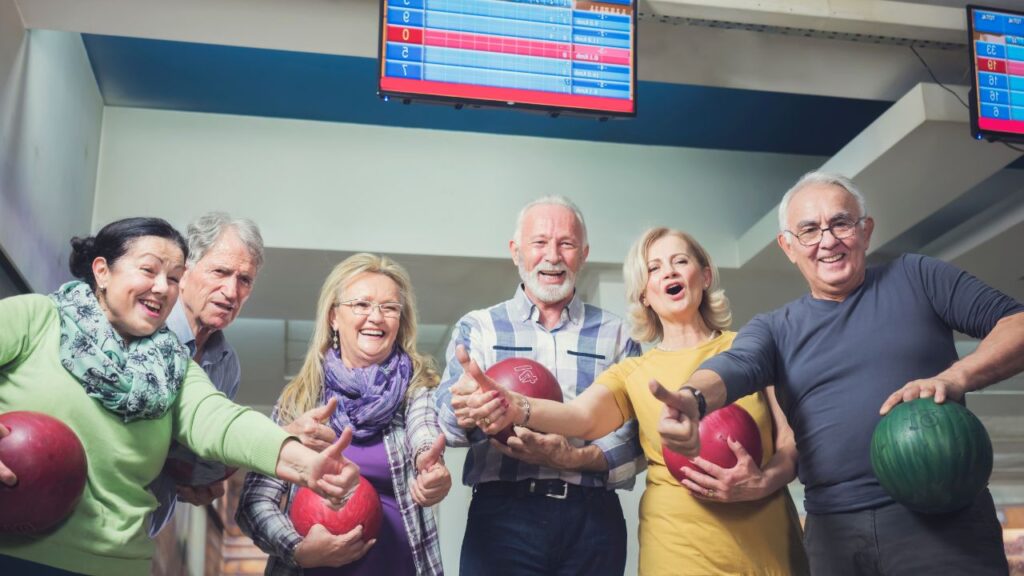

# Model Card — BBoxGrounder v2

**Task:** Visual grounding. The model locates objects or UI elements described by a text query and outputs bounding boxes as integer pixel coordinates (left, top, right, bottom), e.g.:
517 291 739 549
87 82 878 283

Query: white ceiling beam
646 0 965 44
738 82 1023 269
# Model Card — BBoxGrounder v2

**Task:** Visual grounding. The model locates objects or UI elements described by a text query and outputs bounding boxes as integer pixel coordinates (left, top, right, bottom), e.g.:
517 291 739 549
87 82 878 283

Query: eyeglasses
336 299 403 318
785 216 867 247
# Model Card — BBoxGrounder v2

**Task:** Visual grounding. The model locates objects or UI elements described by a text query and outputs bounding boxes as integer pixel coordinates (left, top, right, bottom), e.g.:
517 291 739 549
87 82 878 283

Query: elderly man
653 172 1024 575
435 196 644 576
150 213 335 536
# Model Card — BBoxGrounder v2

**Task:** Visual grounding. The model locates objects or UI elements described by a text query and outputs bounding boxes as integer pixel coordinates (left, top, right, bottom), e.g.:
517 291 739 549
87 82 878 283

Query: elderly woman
237 253 450 576
463 228 808 575
0 217 358 576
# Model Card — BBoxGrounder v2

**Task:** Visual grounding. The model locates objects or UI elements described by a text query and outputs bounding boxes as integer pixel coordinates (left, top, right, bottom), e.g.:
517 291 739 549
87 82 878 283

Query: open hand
880 377 964 415
491 427 575 469
675 436 767 502
294 524 375 568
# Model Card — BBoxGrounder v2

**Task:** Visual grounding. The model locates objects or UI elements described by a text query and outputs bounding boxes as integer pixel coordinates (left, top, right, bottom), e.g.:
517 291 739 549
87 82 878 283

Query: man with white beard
436 196 644 576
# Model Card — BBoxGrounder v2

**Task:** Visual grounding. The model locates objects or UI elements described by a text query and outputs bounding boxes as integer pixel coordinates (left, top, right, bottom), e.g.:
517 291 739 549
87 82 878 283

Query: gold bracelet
516 396 532 427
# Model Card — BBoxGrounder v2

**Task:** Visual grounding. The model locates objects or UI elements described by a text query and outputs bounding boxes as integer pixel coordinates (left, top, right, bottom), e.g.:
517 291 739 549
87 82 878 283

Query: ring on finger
706 488 715 497
481 417 491 427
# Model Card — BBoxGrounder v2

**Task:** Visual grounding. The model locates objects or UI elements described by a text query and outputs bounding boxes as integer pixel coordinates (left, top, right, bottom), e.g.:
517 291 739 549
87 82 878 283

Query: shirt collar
166 300 230 363
511 283 583 328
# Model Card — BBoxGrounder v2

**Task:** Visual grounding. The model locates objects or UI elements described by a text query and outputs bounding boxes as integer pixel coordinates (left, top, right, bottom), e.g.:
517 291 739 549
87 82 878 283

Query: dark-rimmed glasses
785 216 866 246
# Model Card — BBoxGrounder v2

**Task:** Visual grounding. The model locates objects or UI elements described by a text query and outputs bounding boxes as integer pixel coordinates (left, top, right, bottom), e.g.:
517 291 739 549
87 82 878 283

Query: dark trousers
804 489 1008 575
0 554 86 575
460 481 627 576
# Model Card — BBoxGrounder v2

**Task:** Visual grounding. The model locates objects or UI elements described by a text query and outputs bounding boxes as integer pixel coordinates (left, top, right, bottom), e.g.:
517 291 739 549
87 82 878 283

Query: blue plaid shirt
436 286 645 489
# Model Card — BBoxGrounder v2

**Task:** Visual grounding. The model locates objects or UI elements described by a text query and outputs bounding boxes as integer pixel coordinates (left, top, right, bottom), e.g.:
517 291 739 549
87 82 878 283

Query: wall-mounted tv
378 0 637 117
968 5 1024 143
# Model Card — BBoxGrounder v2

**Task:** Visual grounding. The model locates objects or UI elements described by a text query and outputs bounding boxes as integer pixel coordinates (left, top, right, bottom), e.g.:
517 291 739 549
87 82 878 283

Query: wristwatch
680 385 706 420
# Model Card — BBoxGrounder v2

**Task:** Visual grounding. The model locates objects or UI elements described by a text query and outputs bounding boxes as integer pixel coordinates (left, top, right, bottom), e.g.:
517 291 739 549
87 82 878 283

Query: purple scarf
322 347 412 441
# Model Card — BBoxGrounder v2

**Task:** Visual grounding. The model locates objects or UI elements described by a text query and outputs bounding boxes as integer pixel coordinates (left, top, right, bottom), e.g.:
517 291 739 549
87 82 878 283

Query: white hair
186 212 265 269
512 195 588 248
778 171 868 245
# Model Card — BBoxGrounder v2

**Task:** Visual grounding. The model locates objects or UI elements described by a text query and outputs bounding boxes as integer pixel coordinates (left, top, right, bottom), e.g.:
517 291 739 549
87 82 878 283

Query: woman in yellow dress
461 227 808 575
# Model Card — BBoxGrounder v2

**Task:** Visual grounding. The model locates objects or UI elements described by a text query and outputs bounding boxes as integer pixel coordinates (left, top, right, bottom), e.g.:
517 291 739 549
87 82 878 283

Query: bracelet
515 395 532 427
413 442 435 467
680 385 707 420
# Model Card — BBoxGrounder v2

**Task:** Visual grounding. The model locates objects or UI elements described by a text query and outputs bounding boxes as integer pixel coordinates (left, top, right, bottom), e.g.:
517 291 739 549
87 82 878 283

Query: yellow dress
596 331 807 576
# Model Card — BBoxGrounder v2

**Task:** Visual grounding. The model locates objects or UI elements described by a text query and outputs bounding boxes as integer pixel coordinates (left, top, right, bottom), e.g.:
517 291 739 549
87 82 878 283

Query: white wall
92 107 822 268
0 7 103 292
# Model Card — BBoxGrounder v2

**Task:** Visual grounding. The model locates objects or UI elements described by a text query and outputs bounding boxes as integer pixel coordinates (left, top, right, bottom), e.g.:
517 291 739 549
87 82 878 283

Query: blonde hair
623 228 732 343
276 253 439 425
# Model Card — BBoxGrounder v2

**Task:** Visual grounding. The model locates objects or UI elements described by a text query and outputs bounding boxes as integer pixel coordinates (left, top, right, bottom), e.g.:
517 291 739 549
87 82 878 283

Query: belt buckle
545 481 569 500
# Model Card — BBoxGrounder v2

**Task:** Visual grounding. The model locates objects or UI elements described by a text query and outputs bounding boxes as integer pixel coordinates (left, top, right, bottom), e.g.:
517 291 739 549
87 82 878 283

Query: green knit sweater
0 294 289 575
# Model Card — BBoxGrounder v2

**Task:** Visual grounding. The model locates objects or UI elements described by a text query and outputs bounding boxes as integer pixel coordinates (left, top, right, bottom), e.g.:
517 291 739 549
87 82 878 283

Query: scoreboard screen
969 5 1024 143
378 0 637 116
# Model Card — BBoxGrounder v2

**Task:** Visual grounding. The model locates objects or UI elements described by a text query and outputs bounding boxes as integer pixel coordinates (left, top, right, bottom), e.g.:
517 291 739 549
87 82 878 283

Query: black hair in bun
67 217 189 289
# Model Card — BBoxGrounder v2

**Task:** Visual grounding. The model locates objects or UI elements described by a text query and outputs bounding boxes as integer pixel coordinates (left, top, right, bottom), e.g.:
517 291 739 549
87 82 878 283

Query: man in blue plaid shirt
436 196 645 576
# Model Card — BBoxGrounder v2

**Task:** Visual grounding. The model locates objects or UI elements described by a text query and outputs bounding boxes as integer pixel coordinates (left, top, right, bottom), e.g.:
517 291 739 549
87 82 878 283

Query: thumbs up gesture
649 380 702 458
286 397 339 451
411 434 451 508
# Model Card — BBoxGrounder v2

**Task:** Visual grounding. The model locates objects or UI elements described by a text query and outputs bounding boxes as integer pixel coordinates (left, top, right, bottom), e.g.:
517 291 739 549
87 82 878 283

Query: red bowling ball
662 403 763 483
289 476 382 541
0 411 88 534
484 357 563 444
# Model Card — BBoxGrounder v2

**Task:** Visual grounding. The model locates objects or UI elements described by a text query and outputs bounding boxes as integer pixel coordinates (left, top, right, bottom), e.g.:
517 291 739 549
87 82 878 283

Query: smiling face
510 204 589 307
92 236 186 342
778 182 874 301
179 228 258 339
643 233 711 324
331 272 402 368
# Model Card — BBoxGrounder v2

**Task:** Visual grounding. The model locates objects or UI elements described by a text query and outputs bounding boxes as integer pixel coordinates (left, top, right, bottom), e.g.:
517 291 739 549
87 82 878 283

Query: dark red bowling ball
0 411 88 534
662 404 763 483
289 476 382 541
484 357 563 444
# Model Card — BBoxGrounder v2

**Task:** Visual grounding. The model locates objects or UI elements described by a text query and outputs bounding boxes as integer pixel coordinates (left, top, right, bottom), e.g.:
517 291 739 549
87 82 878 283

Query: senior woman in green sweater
0 217 359 576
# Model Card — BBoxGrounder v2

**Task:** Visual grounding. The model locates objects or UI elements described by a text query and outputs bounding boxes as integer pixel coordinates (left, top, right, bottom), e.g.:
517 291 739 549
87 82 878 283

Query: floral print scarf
50 281 190 422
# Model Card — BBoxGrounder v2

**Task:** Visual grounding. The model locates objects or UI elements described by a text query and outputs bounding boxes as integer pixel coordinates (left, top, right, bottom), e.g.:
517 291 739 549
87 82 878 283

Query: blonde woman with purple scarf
237 253 450 576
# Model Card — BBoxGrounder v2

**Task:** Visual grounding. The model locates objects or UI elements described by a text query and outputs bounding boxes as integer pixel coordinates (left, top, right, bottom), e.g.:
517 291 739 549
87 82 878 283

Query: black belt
473 479 600 500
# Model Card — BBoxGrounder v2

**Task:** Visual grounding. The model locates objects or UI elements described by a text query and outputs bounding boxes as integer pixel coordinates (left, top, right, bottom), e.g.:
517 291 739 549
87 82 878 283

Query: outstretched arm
881 312 1024 414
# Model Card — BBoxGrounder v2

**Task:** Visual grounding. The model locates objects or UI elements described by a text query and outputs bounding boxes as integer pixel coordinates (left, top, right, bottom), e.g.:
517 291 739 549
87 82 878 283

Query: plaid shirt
435 286 645 489
235 386 444 576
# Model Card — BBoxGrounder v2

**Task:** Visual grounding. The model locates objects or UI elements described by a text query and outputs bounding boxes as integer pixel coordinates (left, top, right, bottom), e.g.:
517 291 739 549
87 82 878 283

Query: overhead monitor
968 5 1024 143
378 0 637 117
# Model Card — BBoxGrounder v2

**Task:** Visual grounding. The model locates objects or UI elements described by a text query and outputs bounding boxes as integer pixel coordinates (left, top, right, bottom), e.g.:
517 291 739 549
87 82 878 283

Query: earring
99 285 107 292
331 330 339 353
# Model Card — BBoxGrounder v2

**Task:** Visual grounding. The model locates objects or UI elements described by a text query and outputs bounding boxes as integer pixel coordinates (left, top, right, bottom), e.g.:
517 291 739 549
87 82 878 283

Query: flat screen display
968 5 1024 142
378 0 637 116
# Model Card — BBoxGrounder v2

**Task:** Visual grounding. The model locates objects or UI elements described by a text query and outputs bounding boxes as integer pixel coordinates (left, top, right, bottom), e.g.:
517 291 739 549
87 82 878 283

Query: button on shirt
435 286 645 489
148 301 241 536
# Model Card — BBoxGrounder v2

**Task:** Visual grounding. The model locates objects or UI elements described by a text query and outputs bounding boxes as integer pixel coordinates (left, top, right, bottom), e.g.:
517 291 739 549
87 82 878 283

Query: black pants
0 555 87 575
804 489 1008 575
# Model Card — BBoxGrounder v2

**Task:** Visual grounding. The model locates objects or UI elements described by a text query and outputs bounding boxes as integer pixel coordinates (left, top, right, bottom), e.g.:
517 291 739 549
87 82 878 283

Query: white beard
518 259 576 304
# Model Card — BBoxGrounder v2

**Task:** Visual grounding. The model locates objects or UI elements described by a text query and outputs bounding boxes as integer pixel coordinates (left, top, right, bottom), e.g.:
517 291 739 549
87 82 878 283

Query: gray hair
512 195 589 247
186 212 265 269
778 171 868 245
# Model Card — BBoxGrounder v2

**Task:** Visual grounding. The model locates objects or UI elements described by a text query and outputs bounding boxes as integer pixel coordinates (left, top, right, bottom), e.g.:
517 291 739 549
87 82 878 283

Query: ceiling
11 0 1024 488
